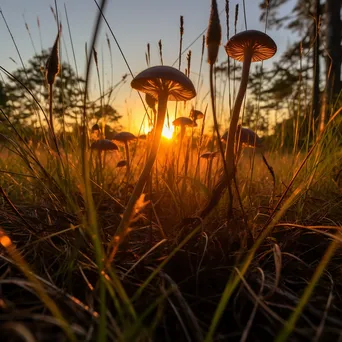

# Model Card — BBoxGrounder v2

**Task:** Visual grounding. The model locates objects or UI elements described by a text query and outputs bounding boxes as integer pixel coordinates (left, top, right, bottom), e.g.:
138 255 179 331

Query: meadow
0 0 342 341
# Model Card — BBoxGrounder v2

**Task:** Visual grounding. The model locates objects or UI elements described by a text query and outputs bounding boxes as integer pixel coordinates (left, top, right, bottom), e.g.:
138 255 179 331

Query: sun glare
162 124 174 140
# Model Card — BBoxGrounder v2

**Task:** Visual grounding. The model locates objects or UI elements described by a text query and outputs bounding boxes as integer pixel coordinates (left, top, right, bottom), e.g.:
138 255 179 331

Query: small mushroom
91 139 118 151
172 117 195 141
237 126 262 148
190 109 204 122
221 125 262 148
173 116 196 175
91 123 101 140
113 131 137 180
91 123 100 132
111 65 196 244
91 139 118 184
116 160 127 168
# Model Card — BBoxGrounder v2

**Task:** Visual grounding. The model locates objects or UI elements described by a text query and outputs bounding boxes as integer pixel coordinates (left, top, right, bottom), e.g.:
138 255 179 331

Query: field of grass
1 0 342 341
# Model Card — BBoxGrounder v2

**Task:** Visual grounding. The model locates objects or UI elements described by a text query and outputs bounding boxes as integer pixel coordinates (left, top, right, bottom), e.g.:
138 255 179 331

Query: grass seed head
206 0 221 65
45 32 60 85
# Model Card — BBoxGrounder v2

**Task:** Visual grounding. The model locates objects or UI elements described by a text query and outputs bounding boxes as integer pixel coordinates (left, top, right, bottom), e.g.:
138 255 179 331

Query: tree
321 0 342 129
90 103 122 139
0 81 8 109
259 0 341 131
93 104 122 125
4 51 85 125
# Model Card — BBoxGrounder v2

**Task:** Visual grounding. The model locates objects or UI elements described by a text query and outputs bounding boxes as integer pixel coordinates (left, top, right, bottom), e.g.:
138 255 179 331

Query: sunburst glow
162 124 174 139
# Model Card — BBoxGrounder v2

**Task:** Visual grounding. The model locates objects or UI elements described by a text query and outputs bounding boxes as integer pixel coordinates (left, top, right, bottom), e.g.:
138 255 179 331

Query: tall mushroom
224 30 276 213
111 66 196 249
113 131 137 181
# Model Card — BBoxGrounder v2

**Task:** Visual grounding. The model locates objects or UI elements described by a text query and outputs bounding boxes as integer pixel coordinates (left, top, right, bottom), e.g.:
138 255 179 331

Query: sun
162 124 174 139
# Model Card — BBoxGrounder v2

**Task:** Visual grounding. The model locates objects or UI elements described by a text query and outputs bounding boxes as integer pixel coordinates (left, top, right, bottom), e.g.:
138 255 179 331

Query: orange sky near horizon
0 0 297 136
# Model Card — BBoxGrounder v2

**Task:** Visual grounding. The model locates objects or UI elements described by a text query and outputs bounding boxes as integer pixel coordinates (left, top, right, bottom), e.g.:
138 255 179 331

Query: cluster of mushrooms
94 4 277 241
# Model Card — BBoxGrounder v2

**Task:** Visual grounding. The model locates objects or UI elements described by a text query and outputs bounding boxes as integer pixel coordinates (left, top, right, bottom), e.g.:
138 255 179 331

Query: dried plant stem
48 83 64 171
48 84 57 148
81 1 108 340
276 237 338 342
124 141 131 183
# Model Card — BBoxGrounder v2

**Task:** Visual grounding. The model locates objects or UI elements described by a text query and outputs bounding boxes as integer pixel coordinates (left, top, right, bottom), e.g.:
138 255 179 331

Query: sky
0 0 296 134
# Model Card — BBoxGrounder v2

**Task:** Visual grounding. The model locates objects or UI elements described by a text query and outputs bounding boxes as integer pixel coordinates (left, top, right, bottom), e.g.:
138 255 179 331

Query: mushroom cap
91 139 118 151
238 127 263 147
91 123 100 131
225 30 277 62
116 160 127 168
138 134 147 140
221 126 262 147
190 109 204 120
200 151 218 159
131 66 196 101
113 131 137 143
172 117 195 127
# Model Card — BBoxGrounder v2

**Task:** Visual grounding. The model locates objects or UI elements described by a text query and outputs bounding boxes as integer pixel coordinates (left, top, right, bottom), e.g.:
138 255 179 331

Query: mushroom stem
224 49 253 213
110 91 168 247
177 126 186 176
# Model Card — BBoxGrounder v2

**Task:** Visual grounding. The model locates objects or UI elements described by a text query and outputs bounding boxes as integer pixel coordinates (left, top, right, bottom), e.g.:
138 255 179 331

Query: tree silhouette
93 104 122 125
259 0 341 130
0 81 8 109
5 51 85 125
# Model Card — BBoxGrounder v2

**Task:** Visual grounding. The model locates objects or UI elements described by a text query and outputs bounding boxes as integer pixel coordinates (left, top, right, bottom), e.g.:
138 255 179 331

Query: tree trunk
321 0 341 130
312 0 321 126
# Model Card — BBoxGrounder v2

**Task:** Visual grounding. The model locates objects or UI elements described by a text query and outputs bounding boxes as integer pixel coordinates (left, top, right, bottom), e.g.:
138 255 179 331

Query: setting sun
162 124 174 139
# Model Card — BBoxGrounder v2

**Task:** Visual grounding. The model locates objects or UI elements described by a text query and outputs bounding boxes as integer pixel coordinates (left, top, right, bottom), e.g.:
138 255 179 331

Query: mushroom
224 30 276 213
91 123 100 132
91 123 101 140
172 116 196 175
190 109 204 122
222 125 263 161
111 65 196 244
91 139 118 184
90 139 118 151
116 160 127 168
172 117 195 141
221 125 262 147
237 126 263 148
200 151 218 190
113 131 137 181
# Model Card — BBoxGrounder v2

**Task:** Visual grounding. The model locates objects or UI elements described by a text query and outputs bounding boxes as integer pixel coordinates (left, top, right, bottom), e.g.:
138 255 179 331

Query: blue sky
0 0 296 133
